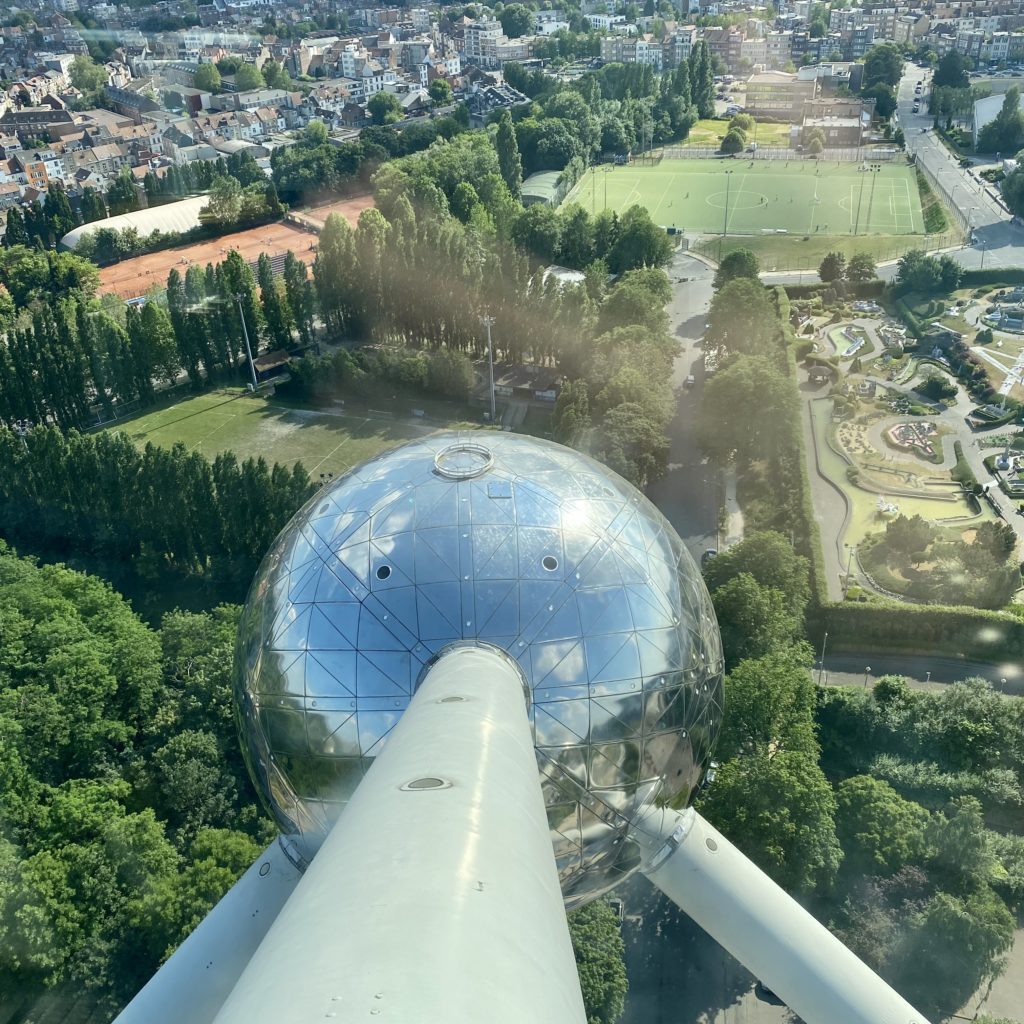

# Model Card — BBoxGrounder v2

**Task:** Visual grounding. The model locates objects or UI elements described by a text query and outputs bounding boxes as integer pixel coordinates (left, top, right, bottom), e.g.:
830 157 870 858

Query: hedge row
960 268 1024 287
894 297 923 339
778 280 885 300
778 299 832 608
815 601 1024 661
950 440 977 491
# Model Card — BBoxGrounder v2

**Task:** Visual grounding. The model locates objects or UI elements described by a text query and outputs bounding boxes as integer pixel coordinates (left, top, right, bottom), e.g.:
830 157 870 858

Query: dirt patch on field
97 220 320 300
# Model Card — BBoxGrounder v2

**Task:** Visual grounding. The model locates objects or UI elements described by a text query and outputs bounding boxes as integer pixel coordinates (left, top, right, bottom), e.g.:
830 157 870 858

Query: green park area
105 389 467 477
679 117 792 149
569 159 925 237
568 159 938 270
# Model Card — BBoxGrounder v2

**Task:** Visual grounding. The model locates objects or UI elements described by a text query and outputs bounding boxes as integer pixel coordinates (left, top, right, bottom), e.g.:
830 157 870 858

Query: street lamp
480 313 496 425
843 543 856 596
817 631 828 686
235 293 259 393
863 666 872 688
1000 676 1007 693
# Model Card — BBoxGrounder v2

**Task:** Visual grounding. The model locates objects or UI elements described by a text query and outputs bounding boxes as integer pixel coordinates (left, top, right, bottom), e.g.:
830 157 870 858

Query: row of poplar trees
0 245 315 430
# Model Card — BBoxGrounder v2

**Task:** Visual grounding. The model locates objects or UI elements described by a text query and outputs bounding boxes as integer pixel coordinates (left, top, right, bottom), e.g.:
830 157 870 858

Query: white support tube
112 836 303 1024
213 645 587 1024
635 806 932 1024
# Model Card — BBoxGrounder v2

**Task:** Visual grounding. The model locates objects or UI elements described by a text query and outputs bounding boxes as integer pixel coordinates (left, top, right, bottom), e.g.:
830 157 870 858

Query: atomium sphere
235 431 723 908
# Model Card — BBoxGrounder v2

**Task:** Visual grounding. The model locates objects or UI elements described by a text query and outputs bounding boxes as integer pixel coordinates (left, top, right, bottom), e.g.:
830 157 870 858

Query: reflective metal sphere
235 431 723 907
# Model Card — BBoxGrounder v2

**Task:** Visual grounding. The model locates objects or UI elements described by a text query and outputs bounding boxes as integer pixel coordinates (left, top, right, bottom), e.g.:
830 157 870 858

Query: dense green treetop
568 901 629 1024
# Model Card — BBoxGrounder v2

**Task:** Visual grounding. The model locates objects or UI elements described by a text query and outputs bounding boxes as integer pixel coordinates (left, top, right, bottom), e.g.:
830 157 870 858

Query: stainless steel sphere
235 431 723 908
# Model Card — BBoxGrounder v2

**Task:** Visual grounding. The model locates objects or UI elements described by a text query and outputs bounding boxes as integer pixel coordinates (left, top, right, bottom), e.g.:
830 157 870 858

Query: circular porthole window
376 565 392 581
542 555 559 572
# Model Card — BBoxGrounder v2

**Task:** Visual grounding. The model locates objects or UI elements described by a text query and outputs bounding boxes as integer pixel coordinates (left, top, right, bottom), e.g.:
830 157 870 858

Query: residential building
464 18 505 66
745 71 819 121
600 34 663 69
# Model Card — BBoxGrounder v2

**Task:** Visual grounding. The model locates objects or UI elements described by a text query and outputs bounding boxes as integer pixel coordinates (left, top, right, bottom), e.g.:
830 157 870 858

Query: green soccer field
105 390 470 476
567 159 926 237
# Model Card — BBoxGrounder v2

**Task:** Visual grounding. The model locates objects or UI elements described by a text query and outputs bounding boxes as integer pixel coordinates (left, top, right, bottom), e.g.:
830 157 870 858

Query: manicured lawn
681 118 791 149
104 389 475 476
568 158 925 236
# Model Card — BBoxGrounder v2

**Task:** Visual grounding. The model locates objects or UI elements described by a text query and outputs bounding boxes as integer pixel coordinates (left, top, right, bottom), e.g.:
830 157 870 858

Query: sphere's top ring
433 441 495 480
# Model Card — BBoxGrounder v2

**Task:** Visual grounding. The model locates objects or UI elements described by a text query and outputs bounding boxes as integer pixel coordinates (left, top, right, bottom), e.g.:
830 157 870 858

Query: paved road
815 652 1023 695
646 251 721 567
898 63 1024 273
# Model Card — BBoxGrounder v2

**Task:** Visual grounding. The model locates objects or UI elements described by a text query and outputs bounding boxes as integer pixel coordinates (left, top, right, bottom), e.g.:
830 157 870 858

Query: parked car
685 374 696 388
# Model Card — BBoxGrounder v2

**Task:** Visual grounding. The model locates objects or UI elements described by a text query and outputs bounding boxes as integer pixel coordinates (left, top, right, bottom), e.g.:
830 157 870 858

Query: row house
703 26 744 72
65 141 130 183
229 87 293 111
0 158 30 190
12 150 65 188
105 61 133 89
600 34 663 70
740 36 767 66
358 61 399 96
893 16 929 47
191 110 265 144
301 81 355 119
842 24 876 59
115 122 164 159
9 70 68 108
416 53 462 88
664 26 698 68
252 105 287 135
765 31 794 68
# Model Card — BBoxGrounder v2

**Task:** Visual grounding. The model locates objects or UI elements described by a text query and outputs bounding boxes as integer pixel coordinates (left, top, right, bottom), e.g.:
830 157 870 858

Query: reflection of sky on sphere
235 432 724 908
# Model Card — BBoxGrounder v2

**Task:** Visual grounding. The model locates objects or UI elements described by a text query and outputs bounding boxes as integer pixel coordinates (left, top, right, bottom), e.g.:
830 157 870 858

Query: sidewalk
722 463 744 548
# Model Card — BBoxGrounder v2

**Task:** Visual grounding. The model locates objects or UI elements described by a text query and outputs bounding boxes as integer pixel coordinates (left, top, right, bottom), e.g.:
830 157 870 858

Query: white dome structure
60 194 208 250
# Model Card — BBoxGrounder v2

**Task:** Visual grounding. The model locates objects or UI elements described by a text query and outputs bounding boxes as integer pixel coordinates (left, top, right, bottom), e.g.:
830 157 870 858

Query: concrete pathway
722 464 744 547
645 252 721 567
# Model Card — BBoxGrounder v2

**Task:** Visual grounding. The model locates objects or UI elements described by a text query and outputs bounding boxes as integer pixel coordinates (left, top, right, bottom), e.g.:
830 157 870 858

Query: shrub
951 440 981 493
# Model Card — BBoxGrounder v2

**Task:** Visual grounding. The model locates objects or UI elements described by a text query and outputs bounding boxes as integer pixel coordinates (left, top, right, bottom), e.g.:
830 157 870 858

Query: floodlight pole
235 293 259 392
865 163 881 232
721 169 733 260
481 313 497 424
211 646 587 1024
854 163 868 235
723 169 733 238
